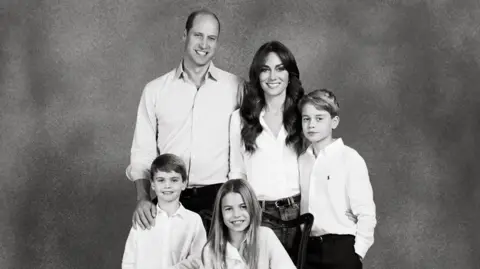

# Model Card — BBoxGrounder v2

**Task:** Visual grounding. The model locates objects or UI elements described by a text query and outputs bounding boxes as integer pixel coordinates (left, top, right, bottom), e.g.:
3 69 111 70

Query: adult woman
229 40 305 251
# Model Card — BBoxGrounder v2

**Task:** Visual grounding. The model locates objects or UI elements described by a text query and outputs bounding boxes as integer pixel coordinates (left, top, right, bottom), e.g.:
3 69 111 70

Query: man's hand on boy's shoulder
132 199 156 230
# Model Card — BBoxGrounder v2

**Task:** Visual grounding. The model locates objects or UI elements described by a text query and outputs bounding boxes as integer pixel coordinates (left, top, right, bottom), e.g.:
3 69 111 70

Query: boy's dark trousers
304 234 362 269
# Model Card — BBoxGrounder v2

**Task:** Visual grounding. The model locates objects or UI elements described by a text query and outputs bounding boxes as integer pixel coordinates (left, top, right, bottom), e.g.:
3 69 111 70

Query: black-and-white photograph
1 0 479 268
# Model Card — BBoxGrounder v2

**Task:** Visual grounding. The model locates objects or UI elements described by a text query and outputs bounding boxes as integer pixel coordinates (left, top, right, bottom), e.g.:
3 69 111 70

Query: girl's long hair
202 179 262 269
240 40 305 156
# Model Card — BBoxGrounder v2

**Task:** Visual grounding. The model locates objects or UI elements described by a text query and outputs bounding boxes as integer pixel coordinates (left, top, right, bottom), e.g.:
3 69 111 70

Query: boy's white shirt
299 138 377 258
121 204 206 269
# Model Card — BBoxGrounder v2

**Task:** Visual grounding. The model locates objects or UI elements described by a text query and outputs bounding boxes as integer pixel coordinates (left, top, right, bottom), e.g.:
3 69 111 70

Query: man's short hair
185 9 221 34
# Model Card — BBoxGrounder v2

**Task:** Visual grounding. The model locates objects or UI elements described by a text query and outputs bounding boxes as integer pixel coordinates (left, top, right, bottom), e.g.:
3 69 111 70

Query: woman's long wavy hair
201 179 262 269
240 40 305 155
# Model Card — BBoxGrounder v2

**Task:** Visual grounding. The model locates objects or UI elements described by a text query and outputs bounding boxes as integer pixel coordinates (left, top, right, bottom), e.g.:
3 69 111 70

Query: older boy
298 89 377 269
122 154 206 269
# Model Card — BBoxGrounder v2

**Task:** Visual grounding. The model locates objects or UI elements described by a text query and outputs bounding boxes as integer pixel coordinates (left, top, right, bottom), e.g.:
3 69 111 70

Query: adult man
126 10 243 230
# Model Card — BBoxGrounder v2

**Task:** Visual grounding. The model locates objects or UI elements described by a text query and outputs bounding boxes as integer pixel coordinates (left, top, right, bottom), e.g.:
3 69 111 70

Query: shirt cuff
126 165 150 182
354 241 369 259
228 172 246 180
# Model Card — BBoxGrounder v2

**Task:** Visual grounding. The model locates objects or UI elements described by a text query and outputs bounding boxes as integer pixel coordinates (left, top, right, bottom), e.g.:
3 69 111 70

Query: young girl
201 179 296 269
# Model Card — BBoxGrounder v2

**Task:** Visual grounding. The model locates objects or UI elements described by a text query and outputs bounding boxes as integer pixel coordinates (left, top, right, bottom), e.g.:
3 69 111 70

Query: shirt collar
156 202 187 219
225 240 247 262
307 138 345 157
174 61 219 82
259 109 287 138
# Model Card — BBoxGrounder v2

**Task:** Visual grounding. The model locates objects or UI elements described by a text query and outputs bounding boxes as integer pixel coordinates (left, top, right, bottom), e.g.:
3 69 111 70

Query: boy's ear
181 180 187 190
332 116 340 129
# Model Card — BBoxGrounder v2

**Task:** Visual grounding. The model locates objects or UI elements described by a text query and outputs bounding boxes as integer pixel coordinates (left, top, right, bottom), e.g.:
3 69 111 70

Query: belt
259 194 300 209
182 183 222 196
309 234 355 243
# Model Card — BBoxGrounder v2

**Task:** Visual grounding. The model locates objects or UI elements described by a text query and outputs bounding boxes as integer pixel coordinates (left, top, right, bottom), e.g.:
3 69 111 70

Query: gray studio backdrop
1 0 479 268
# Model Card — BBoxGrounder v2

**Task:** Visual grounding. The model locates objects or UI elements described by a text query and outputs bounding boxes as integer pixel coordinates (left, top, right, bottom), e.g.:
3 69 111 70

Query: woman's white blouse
229 109 300 201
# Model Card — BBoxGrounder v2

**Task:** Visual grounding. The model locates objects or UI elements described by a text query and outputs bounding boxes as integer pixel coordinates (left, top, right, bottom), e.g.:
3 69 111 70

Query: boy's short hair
298 89 340 117
150 154 187 182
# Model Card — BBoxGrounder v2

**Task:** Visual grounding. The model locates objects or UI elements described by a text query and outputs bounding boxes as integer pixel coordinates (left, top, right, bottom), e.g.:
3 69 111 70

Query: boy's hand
132 199 156 230
345 209 358 223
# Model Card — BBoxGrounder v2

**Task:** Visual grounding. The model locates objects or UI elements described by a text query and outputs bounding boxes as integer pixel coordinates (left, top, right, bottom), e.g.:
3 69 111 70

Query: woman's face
259 52 289 98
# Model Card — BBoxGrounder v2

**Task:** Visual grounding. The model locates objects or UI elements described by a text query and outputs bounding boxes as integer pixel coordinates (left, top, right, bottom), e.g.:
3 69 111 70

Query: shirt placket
186 80 205 182
259 114 287 196
159 214 171 268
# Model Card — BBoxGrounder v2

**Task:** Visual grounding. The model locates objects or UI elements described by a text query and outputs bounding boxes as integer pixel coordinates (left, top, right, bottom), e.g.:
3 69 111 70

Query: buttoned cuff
354 241 369 259
228 172 246 180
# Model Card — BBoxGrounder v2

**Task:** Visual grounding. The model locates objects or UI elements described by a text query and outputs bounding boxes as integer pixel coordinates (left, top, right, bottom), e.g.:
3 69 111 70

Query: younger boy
122 154 206 269
298 89 377 269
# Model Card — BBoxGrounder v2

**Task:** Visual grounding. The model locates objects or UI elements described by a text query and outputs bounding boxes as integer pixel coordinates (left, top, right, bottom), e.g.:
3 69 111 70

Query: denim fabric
260 197 300 254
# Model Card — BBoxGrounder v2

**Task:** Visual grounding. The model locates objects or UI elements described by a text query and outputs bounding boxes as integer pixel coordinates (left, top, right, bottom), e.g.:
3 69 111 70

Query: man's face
183 14 219 68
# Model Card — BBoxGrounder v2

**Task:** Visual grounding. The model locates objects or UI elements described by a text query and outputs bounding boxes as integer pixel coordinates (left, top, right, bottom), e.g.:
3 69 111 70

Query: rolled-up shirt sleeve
228 110 246 180
126 83 159 181
347 154 377 258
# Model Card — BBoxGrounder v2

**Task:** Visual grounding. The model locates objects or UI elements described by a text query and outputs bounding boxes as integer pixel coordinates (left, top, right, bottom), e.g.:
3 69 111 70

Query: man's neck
157 200 181 217
182 59 211 88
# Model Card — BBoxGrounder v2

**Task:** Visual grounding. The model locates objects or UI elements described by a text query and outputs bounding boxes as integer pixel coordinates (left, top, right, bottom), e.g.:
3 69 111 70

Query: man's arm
347 153 377 259
127 83 159 229
235 80 246 109
132 179 156 230
228 111 246 180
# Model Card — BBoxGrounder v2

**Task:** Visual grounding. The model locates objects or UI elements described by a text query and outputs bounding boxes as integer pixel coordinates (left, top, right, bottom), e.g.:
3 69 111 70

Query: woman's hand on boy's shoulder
132 199 156 230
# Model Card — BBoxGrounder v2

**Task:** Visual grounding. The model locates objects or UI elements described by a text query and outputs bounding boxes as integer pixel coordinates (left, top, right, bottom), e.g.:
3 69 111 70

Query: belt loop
288 197 293 206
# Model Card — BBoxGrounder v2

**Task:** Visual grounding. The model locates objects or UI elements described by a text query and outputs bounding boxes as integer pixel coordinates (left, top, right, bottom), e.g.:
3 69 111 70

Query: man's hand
132 199 156 230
